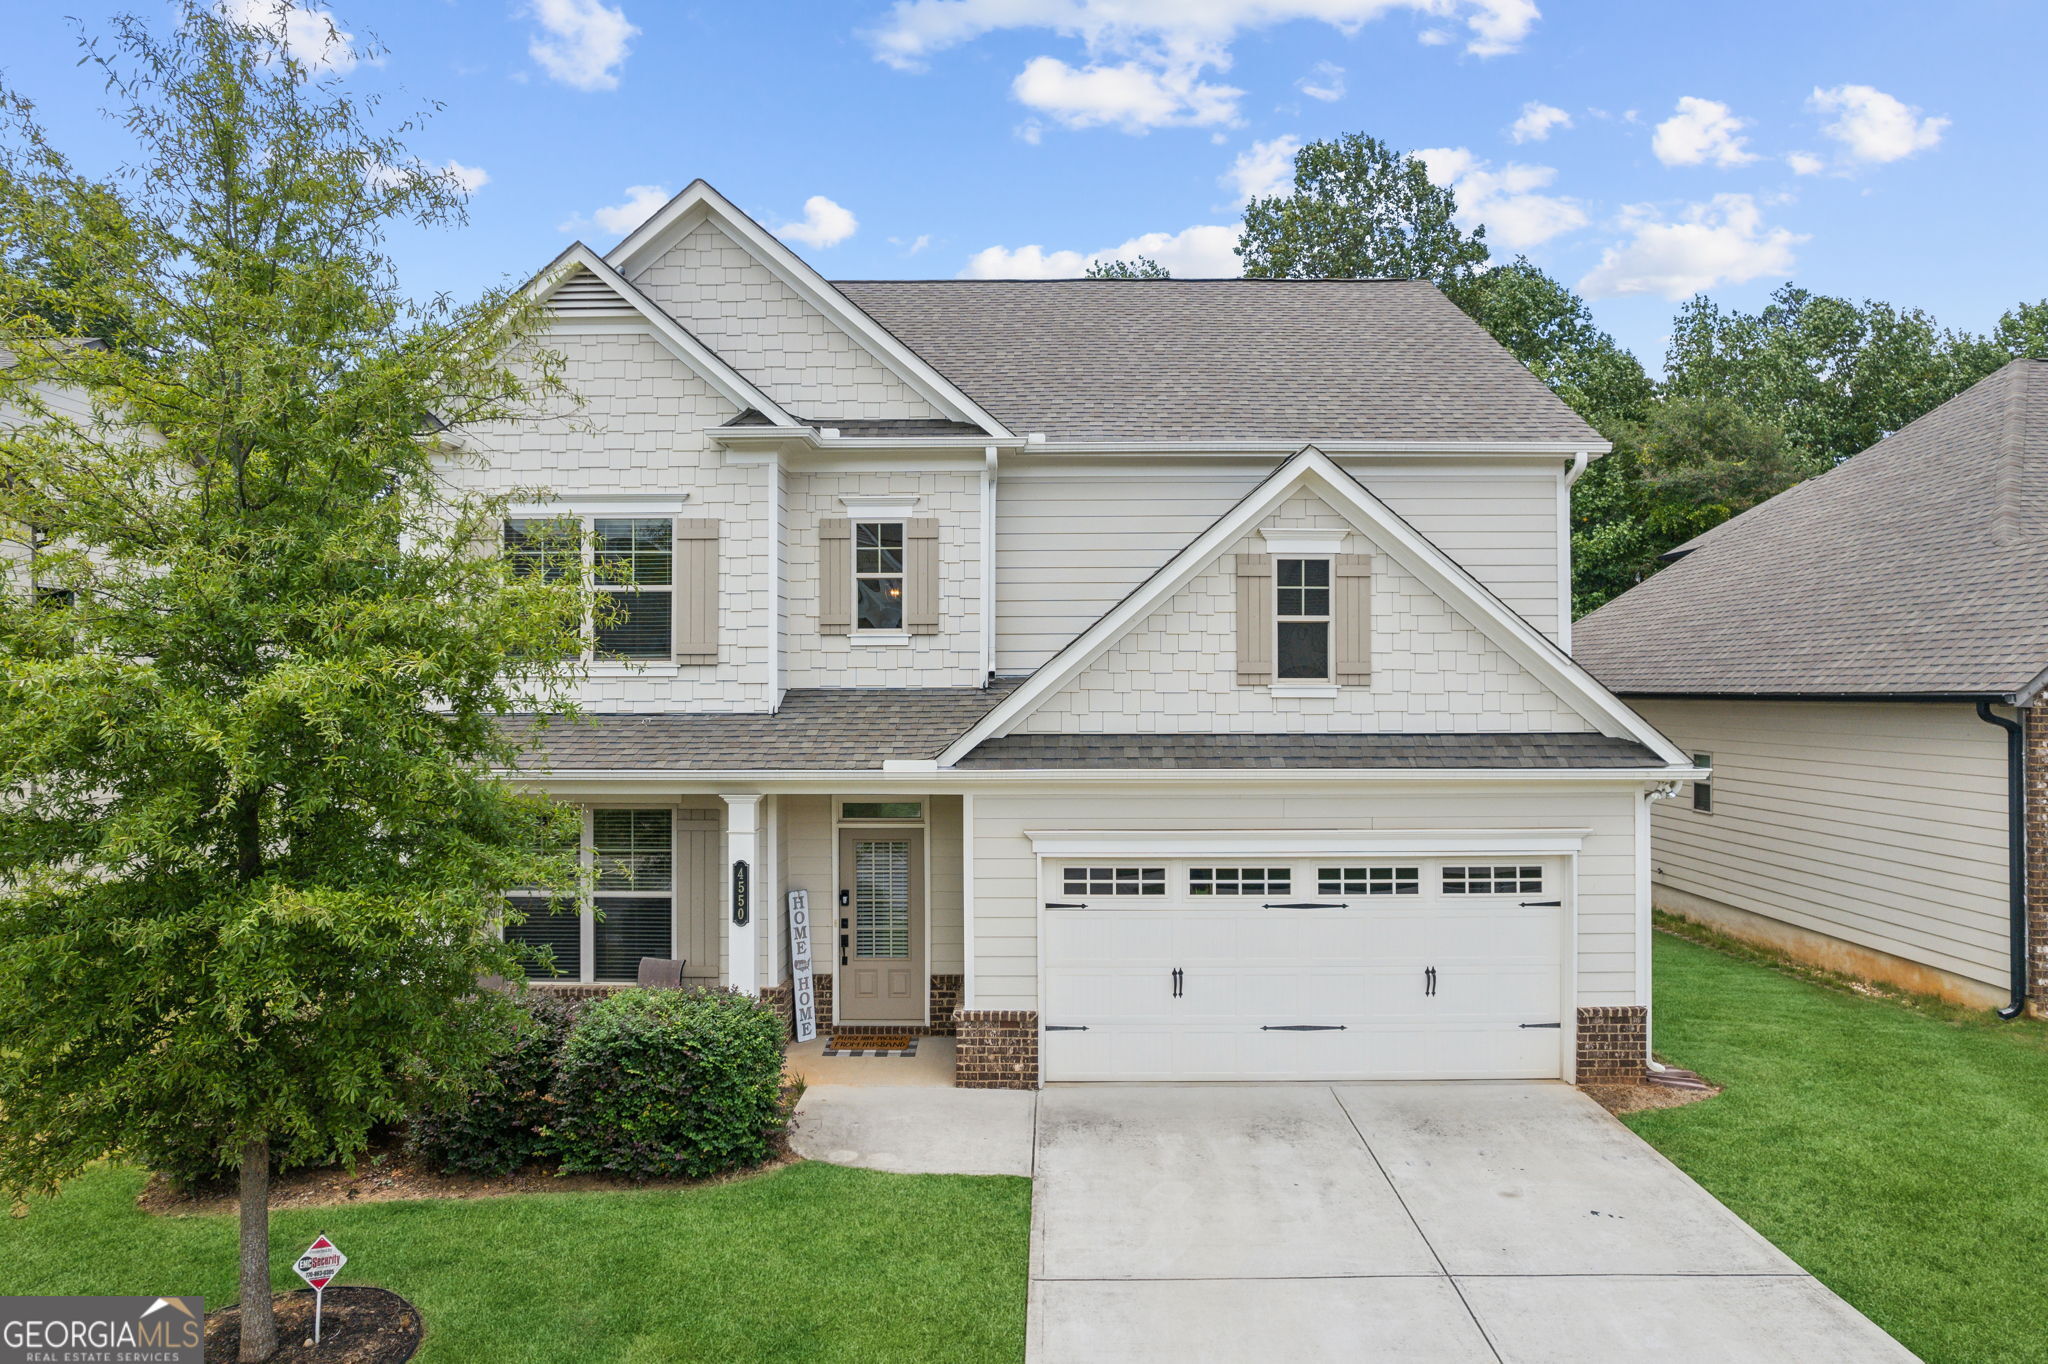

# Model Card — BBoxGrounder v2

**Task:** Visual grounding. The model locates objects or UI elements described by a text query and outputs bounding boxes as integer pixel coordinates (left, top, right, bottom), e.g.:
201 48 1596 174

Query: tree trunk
237 1137 276 1362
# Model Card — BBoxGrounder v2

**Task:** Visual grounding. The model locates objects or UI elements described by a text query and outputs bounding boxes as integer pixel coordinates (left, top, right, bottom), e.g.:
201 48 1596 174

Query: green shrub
408 991 579 1175
547 986 787 1179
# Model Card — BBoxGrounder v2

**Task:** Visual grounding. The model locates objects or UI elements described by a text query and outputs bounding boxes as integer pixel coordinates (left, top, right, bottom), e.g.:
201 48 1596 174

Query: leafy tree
1663 284 2006 466
0 5 593 1358
1085 255 1170 279
1238 133 1489 296
1458 257 1654 425
1993 299 2048 359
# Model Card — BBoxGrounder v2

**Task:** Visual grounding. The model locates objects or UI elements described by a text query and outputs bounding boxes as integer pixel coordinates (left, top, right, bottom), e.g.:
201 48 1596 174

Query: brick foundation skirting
954 1009 1039 1089
1575 1004 1648 1084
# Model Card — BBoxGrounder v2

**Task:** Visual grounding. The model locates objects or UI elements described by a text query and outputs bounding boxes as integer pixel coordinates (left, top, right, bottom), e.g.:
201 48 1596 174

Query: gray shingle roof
831 279 1599 445
503 685 1017 771
1574 360 2048 699
721 408 987 437
954 733 1661 769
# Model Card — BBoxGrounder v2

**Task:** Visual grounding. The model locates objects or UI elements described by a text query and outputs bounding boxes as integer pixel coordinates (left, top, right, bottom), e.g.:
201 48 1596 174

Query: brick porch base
954 1009 1039 1089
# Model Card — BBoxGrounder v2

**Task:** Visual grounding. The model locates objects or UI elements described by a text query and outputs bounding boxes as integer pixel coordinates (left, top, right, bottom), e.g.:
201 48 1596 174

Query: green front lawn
2 1161 1030 1363
1631 926 2048 1364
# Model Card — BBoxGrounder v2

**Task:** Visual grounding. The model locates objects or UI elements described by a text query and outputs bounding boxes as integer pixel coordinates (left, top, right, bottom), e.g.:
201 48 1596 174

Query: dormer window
854 521 905 631
1275 557 1332 681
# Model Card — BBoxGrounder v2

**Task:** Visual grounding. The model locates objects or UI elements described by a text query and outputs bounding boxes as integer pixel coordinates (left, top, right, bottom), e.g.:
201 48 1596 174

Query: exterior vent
548 267 631 315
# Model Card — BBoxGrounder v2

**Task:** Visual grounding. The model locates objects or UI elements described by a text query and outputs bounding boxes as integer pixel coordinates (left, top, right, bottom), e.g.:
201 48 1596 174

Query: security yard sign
292 1234 347 1343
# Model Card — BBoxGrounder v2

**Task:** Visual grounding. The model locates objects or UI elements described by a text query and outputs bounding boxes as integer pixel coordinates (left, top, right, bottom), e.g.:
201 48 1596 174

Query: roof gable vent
548 266 631 315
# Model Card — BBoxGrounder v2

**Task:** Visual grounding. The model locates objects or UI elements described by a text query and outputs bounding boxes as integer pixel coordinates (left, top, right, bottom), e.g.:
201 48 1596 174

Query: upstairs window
1693 754 1713 812
593 518 673 659
503 515 680 661
854 521 905 630
1275 557 1332 681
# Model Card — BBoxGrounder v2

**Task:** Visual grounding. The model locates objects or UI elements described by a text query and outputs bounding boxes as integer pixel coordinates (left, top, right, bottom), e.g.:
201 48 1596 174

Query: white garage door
1041 856 1566 1082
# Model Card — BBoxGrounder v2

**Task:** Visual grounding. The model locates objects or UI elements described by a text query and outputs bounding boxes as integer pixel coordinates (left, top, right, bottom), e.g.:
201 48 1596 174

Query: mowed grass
1630 926 2048 1364
2 1160 1030 1363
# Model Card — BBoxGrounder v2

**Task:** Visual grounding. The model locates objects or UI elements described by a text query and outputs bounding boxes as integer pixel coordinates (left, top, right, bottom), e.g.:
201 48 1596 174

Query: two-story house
448 181 1698 1089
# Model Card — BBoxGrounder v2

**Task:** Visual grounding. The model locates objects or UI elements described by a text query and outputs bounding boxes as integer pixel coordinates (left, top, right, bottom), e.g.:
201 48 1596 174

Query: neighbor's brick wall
2026 706 2047 1011
954 1010 1038 1089
1575 1005 1647 1084
1015 489 1590 735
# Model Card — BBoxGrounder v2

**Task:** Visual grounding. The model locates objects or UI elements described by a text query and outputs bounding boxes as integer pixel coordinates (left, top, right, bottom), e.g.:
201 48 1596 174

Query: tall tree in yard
0 5 591 1359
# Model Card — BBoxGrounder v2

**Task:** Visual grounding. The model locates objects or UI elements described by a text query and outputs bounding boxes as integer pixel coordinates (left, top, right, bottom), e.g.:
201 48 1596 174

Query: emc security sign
2 1295 204 1364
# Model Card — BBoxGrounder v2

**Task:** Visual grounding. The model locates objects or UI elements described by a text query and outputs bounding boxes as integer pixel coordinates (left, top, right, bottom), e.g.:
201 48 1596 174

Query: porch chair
636 957 686 989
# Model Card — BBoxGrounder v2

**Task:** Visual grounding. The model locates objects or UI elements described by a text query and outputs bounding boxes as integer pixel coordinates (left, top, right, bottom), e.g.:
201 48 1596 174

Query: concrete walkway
1029 1083 1917 1364
789 1084 1036 1176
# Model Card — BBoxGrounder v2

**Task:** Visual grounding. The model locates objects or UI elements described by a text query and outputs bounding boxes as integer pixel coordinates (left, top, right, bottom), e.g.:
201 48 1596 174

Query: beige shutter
674 519 720 664
1334 553 1373 686
818 518 852 634
905 517 940 635
1234 554 1274 686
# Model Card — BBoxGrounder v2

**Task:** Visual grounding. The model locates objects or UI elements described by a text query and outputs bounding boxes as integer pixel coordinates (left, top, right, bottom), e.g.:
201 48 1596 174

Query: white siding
1016 489 1592 734
780 469 984 688
995 461 1563 673
445 328 775 713
1639 699 2011 989
629 221 938 420
967 785 1643 1012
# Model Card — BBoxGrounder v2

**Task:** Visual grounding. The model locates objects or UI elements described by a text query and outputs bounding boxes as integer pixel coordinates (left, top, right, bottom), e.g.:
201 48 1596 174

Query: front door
837 828 925 1023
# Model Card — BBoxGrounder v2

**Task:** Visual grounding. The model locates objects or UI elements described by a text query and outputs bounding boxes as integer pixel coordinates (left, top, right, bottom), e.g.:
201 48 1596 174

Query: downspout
1975 699 2028 1019
980 445 999 687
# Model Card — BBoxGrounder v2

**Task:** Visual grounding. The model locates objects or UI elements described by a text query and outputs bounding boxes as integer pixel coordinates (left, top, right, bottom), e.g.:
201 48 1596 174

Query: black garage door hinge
1045 1024 1089 1031
1518 1022 1561 1029
1519 900 1562 907
1263 902 1346 909
1262 1024 1348 1031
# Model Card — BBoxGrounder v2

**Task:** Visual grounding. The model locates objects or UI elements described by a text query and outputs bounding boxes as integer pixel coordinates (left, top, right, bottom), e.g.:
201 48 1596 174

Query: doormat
823 1034 919 1057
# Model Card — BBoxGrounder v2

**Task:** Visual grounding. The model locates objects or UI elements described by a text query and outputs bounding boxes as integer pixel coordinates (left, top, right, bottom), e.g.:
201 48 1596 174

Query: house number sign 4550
731 859 750 926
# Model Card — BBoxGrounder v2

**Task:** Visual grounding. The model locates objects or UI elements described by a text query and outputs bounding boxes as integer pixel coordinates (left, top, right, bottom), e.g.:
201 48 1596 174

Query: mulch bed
206 1287 420 1364
1581 1064 1723 1117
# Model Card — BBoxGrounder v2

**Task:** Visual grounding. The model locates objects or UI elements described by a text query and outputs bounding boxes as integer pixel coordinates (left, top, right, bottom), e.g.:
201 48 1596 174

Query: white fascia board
529 245 798 426
1027 829 1592 857
600 182 1015 439
1019 440 1613 458
937 444 1694 769
506 766 1707 794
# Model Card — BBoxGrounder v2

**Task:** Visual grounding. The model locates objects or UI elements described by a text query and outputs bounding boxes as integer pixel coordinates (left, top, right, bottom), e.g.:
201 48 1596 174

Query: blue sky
6 0 2044 365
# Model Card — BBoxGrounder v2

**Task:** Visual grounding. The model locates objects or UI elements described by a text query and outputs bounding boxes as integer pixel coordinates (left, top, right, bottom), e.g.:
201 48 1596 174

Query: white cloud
1786 150 1826 176
1413 146 1587 249
558 184 670 236
1297 61 1345 101
1810 84 1947 164
1509 100 1571 143
773 196 859 248
890 233 933 255
365 158 489 194
1578 194 1805 299
527 0 638 92
1012 55 1241 131
869 2 1539 133
961 223 1242 279
1224 135 1300 204
1652 97 1756 167
219 0 364 73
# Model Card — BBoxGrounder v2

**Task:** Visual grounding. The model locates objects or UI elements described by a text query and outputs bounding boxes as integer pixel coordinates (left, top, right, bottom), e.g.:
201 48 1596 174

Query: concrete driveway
1030 1083 1916 1364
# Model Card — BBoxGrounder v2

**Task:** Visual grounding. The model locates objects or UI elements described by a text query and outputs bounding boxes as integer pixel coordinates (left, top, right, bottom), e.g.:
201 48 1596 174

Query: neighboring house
1575 360 2048 1015
450 180 1698 1088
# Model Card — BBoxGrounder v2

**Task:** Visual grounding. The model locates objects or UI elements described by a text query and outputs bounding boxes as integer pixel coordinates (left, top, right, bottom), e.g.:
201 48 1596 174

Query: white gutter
1558 450 1590 653
509 766 1709 790
1018 439 1615 457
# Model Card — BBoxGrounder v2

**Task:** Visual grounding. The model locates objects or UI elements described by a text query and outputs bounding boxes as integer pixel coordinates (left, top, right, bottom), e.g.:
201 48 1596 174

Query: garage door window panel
1442 865 1543 895
1318 866 1421 896
1189 867 1291 896
1062 866 1167 897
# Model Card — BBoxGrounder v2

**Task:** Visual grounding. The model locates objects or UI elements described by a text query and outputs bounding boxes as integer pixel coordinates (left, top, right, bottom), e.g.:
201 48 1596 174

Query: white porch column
723 794 762 994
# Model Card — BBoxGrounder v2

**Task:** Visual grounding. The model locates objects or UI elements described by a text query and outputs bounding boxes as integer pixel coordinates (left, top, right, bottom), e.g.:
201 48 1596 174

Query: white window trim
508 802 679 985
839 495 921 518
1274 554 1333 685
1267 682 1339 699
1259 528 1346 556
509 497 690 517
506 509 679 663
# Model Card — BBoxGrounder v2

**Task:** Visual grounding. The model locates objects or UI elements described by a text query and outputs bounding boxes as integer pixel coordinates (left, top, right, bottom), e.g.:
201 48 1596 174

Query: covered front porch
510 789 971 1042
